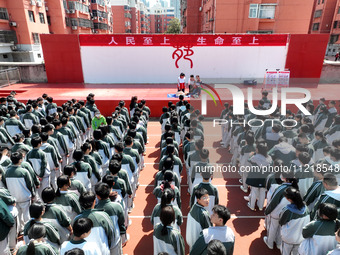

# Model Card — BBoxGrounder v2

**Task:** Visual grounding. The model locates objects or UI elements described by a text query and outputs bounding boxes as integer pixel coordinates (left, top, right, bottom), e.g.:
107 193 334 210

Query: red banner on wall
79 34 289 47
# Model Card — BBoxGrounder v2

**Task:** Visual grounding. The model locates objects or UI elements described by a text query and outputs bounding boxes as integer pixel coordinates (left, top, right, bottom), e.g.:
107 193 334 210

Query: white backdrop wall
80 46 288 84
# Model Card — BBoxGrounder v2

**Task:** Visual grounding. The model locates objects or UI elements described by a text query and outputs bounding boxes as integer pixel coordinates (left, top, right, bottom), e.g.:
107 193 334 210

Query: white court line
129 215 264 219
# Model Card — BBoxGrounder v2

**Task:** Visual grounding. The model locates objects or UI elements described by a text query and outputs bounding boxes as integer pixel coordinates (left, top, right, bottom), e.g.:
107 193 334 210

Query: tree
166 18 181 34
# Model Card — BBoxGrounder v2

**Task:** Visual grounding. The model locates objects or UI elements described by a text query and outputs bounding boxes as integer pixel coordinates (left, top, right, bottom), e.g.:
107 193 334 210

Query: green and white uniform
151 203 183 231
153 223 185 255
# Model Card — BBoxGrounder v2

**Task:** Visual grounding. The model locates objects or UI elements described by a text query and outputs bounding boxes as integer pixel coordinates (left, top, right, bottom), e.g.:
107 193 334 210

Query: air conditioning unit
9 22 17 27
199 7 202 11
70 10 75 14
10 45 18 51
37 1 42 7
72 26 78 30
30 0 36 6
45 6 49 11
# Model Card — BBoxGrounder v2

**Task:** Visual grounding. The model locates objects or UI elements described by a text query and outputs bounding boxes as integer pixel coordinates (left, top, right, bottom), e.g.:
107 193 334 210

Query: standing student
41 187 73 244
263 170 299 250
177 73 186 93
4 152 35 232
74 191 114 255
245 142 272 211
17 224 58 255
54 175 82 222
60 218 101 255
71 150 92 190
24 203 60 251
299 203 339 255
190 205 235 255
0 197 15 255
63 165 86 196
151 188 183 231
26 136 51 198
327 229 340 254
153 206 185 255
95 182 125 254
207 240 227 255
186 187 212 250
279 187 310 255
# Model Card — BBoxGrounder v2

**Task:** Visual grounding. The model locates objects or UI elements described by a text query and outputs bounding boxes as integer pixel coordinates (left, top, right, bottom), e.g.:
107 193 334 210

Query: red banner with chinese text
79 34 289 47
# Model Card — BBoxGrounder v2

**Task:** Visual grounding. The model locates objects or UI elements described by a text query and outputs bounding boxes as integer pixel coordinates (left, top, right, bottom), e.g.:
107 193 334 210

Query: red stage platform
1 83 340 117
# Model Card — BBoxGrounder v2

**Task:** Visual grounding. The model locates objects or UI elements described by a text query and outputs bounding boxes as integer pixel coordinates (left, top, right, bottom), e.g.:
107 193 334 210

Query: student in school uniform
299 203 339 255
190 205 235 255
279 187 310 255
263 170 299 250
314 106 329 132
151 188 183 231
190 170 219 216
268 137 296 166
41 187 73 244
54 175 82 222
310 173 340 220
74 191 114 255
71 150 92 191
63 165 86 197
16 224 58 255
0 197 15 255
177 73 186 93
95 182 126 254
304 170 325 212
245 142 272 211
24 203 60 251
312 131 329 162
154 170 181 209
327 229 340 255
325 115 340 145
294 152 314 197
153 206 185 255
60 218 101 255
155 158 180 190
186 187 212 250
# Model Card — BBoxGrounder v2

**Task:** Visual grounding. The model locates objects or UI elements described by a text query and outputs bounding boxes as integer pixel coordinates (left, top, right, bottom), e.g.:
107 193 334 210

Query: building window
3 54 8 59
322 0 324 3
0 8 9 20
249 4 258 18
338 7 340 14
32 33 40 44
312 23 320 31
28 10 35 22
37 54 41 58
259 5 276 19
330 35 339 44
314 10 322 18
334 21 338 29
39 13 45 24
318 0 320 4
47 16 51 25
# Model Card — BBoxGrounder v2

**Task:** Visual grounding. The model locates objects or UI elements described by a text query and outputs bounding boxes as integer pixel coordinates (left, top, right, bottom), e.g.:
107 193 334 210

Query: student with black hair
123 136 140 179
0 116 14 147
16 224 57 255
311 173 340 220
99 126 115 158
107 160 131 203
304 170 325 212
4 152 35 232
151 188 183 231
187 139 204 182
4 110 25 137
263 170 299 250
314 105 329 132
26 136 51 198
54 175 82 221
159 144 183 182
95 182 126 254
155 157 180 190
58 117 76 164
294 152 314 197
105 116 121 142
325 115 340 145
186 187 212 250
0 146 11 170
75 191 114 255
40 132 60 190
11 133 31 154
206 239 227 255
23 202 60 250
239 132 256 193
190 148 212 194
22 104 39 129
63 165 86 196
313 131 329 162
190 205 234 255
41 187 72 243
82 142 102 186
60 218 101 255
279 187 310 255
268 137 296 167
245 142 272 211
71 150 92 190
153 170 181 209
299 203 339 255
190 169 219 216
153 206 185 255
93 129 110 173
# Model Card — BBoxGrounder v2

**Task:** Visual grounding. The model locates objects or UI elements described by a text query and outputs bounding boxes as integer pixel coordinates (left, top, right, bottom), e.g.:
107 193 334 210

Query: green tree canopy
166 18 181 34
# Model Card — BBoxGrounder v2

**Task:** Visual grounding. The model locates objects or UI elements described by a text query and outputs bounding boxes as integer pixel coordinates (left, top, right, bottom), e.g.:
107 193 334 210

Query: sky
148 0 170 8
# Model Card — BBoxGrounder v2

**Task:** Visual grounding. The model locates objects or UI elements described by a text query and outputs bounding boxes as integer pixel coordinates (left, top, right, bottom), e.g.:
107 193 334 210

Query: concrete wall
19 64 47 83
320 62 340 83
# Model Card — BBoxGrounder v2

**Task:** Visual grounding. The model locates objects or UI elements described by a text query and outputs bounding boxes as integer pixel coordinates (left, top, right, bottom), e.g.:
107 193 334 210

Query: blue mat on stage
167 94 190 98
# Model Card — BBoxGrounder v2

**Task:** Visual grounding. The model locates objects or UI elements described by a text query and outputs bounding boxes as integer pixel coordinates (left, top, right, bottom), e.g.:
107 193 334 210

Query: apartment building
149 2 175 33
181 0 314 34
310 0 340 55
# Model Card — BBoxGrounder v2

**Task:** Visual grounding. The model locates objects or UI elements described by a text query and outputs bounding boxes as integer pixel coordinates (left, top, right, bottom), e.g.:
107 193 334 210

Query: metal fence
0 67 21 87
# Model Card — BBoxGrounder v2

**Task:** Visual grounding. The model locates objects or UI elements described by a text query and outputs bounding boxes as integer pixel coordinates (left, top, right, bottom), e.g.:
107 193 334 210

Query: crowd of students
0 92 149 255
1 88 340 255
